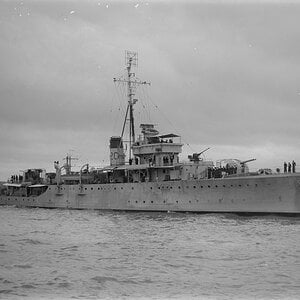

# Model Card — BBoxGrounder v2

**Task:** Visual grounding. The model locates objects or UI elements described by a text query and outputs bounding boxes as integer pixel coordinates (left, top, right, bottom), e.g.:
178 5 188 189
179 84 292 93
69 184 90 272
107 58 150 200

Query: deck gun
239 158 256 174
188 147 210 162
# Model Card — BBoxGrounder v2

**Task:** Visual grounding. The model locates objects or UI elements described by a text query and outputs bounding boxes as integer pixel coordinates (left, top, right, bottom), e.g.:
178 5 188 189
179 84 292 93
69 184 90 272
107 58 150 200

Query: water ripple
0 206 299 299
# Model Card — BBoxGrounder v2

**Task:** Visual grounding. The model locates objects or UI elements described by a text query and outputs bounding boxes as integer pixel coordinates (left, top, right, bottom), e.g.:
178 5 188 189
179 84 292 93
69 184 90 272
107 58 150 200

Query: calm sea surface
0 206 299 299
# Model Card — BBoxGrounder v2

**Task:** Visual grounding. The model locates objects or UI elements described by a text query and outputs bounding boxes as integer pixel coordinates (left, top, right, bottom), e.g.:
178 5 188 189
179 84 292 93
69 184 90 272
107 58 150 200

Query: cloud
0 1 300 179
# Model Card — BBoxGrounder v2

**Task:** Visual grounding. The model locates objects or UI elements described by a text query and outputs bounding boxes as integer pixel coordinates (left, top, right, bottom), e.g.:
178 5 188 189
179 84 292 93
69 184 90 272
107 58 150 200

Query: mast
113 51 150 162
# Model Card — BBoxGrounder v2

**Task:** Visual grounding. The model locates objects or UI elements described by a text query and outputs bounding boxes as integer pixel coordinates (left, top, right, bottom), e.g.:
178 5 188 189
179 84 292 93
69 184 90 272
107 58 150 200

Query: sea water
0 206 299 299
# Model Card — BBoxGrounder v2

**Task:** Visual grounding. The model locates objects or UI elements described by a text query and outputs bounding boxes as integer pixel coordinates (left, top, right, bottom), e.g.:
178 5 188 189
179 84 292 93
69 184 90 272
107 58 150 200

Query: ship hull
1 174 300 213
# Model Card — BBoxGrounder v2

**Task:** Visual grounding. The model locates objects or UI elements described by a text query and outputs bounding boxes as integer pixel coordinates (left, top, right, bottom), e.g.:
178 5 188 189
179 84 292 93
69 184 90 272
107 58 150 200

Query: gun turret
188 147 210 162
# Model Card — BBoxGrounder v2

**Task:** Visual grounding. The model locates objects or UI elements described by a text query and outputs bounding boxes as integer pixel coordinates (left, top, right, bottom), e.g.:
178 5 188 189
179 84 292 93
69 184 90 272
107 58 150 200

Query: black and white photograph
0 0 299 299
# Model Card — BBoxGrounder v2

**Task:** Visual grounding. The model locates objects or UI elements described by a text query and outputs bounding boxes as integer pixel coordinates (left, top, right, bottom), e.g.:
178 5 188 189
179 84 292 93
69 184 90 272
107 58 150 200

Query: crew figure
284 162 287 173
288 162 292 173
292 160 296 173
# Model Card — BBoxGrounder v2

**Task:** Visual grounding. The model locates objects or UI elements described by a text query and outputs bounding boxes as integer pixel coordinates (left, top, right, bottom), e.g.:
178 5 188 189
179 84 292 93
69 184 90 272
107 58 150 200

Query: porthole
131 187 134 190
158 187 161 189
215 185 218 188
98 187 100 190
114 187 116 190
189 201 191 203
178 186 181 189
201 186 203 188
208 185 211 188
150 187 153 190
143 201 145 203
238 184 241 187
223 185 225 188
135 201 138 203
151 201 153 203
193 186 196 189
128 200 130 203
176 200 178 203
85 188 87 190
91 187 93 190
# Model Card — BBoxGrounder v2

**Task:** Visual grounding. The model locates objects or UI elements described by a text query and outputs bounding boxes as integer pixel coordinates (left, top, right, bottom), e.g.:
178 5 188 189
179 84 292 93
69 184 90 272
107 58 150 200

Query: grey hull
1 173 300 214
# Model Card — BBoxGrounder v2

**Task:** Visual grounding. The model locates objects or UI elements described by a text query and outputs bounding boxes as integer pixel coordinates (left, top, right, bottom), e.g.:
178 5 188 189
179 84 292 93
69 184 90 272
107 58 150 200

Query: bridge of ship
112 133 183 182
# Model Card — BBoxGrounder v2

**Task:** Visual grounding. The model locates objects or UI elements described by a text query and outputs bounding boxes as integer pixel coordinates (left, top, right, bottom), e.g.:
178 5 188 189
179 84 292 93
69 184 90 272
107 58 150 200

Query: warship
1 51 300 214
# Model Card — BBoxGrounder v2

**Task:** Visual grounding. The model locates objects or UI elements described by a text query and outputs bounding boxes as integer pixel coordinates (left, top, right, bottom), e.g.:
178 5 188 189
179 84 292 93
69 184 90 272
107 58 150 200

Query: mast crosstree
113 51 150 161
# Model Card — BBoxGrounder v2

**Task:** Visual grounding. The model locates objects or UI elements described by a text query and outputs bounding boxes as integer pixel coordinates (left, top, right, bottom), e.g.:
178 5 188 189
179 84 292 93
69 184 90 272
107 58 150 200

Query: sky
0 0 300 180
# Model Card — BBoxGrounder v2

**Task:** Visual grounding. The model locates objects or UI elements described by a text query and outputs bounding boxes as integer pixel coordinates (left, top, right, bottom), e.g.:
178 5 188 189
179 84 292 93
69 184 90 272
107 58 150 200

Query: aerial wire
142 86 195 152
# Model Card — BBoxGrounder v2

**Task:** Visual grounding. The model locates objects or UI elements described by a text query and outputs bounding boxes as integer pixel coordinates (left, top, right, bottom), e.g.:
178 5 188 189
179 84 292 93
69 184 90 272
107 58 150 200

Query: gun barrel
241 158 256 164
198 147 210 156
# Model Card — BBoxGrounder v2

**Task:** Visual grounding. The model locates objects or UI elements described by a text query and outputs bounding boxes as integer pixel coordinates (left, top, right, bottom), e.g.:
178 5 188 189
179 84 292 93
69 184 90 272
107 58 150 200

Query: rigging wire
139 86 152 123
112 81 127 134
142 86 195 152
